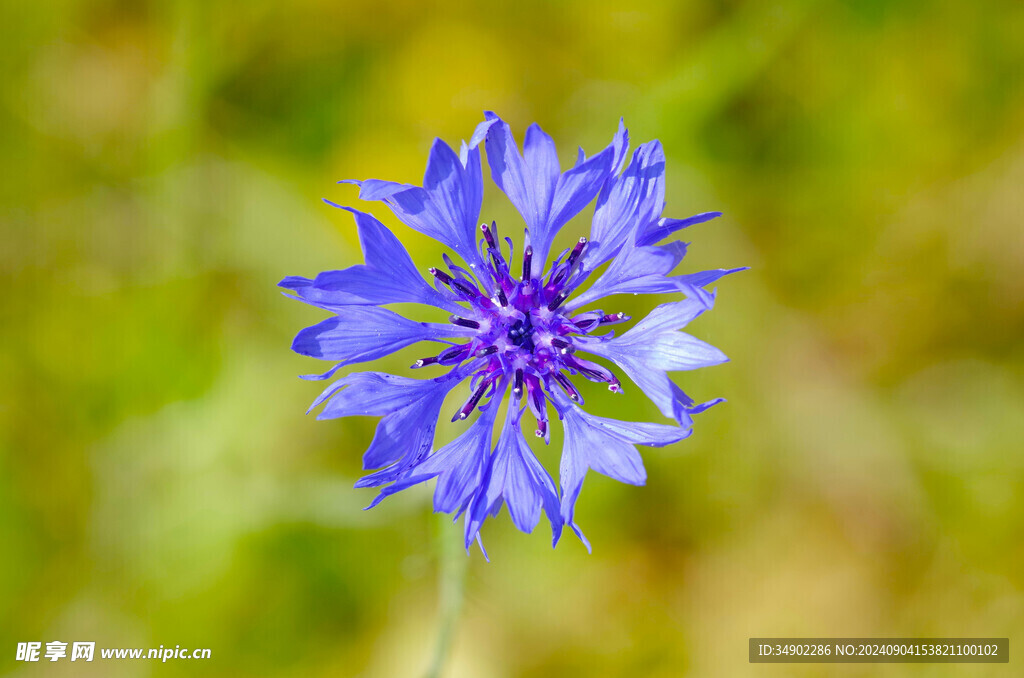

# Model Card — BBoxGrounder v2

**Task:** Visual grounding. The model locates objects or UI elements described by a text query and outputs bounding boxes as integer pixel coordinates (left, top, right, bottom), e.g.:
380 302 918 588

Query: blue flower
282 113 743 553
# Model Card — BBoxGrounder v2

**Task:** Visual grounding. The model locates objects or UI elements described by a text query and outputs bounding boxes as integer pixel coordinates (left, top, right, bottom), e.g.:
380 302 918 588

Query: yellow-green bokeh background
2 1 1023 676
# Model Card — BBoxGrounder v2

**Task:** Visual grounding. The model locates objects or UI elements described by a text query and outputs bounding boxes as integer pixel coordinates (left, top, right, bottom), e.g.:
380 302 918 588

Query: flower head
282 113 743 553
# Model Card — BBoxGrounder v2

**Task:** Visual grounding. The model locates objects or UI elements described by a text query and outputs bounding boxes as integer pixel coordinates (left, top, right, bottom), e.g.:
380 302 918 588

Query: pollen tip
579 236 587 243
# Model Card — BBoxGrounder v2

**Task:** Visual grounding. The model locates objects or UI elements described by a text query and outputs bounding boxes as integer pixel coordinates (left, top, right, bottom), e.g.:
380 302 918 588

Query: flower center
413 223 629 439
506 316 533 349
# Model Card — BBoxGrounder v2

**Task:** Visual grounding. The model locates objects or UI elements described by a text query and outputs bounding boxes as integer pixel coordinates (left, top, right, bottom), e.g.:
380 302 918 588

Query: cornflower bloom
281 113 743 553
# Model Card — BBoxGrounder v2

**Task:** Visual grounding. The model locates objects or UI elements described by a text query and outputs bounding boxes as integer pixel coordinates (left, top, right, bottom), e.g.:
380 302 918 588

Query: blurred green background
2 0 1022 676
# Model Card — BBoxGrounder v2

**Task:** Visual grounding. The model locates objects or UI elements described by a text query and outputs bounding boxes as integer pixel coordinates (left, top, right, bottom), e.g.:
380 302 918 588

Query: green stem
424 515 468 678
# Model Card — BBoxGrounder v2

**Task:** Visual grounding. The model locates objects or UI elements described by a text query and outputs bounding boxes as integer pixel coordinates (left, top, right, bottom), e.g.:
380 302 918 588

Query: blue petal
546 148 615 249
427 397 503 514
465 404 562 547
298 362 346 381
671 267 749 288
346 368 473 485
566 406 691 448
459 141 483 233
469 116 500 149
688 396 725 414
311 370 453 419
363 472 435 510
569 246 746 308
641 375 724 431
584 141 666 269
282 205 460 313
359 376 492 481
639 331 727 371
578 294 729 423
346 138 485 270
523 123 560 227
568 241 687 310
609 118 630 172
587 293 728 370
422 139 484 260
291 307 459 366
311 369 468 486
556 394 689 551
279 275 312 290
574 119 629 171
367 394 502 513
481 113 535 229
636 211 722 246
359 393 446 476
482 112 619 274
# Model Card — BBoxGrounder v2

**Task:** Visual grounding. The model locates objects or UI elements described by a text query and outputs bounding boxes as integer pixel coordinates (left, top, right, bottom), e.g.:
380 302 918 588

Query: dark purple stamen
523 375 552 443
513 369 524 397
535 420 548 439
547 290 569 311
428 267 453 285
565 356 613 383
573 363 605 381
526 374 546 413
522 245 533 281
449 315 480 329
569 311 602 333
601 312 630 324
549 237 589 288
411 356 439 369
475 345 498 357
482 222 509 277
480 222 498 250
452 279 481 298
453 378 491 422
493 286 508 307
553 372 583 403
551 337 573 354
565 237 587 270
438 345 470 365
